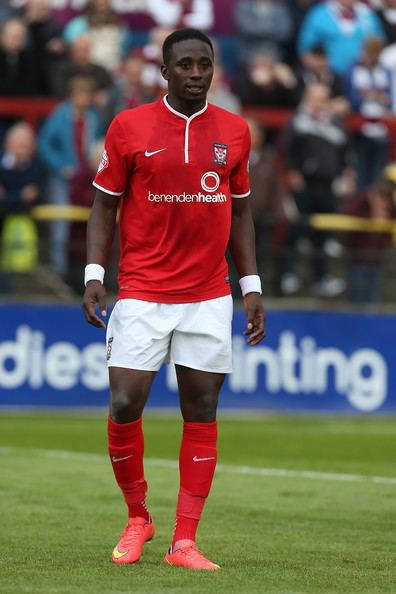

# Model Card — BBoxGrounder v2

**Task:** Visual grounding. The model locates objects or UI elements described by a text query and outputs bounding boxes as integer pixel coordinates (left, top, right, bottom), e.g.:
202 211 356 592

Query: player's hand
82 281 107 328
243 293 266 346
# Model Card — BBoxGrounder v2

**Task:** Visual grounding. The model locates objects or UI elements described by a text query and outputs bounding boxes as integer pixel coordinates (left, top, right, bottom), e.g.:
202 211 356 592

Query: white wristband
239 275 262 296
84 263 105 286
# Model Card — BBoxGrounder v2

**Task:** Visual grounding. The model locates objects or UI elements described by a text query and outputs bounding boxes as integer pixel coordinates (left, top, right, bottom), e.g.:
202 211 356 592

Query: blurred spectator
0 17 41 96
38 76 102 277
281 83 355 297
140 26 173 99
287 0 320 26
0 122 44 213
346 36 391 190
147 0 214 31
63 0 130 72
296 43 351 117
298 0 385 74
379 8 396 110
376 0 396 43
235 48 298 107
247 117 289 287
0 0 18 21
248 117 288 228
234 0 294 66
0 122 44 290
208 63 241 113
25 0 66 94
101 53 156 129
342 176 396 302
67 139 104 289
51 34 112 98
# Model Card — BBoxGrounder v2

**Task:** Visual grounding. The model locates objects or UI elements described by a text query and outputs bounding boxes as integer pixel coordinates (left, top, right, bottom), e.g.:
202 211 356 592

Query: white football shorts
105 295 233 373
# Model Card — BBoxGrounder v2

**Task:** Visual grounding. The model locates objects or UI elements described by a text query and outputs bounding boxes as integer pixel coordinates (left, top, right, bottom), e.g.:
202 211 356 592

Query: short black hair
162 28 214 65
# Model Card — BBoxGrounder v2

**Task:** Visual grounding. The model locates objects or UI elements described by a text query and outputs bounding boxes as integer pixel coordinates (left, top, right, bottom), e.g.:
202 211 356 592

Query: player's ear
161 64 169 81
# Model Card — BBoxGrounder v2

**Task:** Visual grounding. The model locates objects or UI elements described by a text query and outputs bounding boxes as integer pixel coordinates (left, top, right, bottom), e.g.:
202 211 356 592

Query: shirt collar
163 95 208 122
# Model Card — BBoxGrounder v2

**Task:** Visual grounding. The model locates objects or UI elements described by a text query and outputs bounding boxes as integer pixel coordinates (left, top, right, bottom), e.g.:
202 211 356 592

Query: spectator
346 36 391 190
63 0 130 72
0 122 44 290
101 53 156 129
376 0 396 44
38 76 102 277
0 17 41 96
342 176 396 302
0 0 18 21
0 122 44 213
25 0 66 94
379 6 396 110
147 0 214 31
281 83 355 297
51 34 112 98
298 0 385 74
208 63 241 113
234 0 294 66
67 139 104 289
234 48 298 108
296 43 351 117
140 27 173 99
246 117 289 289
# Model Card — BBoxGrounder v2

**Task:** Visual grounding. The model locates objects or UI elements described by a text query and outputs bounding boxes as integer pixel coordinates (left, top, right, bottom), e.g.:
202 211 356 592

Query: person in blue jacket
298 0 385 74
38 75 102 278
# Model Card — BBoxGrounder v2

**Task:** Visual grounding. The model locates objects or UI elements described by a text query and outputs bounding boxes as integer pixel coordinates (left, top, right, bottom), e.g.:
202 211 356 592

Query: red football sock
172 421 218 548
108 416 150 521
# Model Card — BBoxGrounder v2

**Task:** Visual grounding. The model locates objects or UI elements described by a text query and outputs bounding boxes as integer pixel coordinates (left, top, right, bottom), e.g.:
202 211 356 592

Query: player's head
161 28 214 104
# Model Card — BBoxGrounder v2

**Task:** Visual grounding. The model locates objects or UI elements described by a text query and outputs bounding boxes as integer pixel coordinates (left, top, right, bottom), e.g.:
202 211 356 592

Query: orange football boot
163 540 221 570
112 517 155 564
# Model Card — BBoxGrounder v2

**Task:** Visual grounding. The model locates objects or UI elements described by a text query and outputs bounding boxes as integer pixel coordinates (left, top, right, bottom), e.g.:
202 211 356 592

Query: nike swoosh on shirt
193 456 216 462
111 455 133 463
144 148 167 157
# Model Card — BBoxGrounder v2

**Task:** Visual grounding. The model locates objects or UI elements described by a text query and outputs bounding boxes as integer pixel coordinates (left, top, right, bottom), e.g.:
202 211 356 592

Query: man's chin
184 92 206 103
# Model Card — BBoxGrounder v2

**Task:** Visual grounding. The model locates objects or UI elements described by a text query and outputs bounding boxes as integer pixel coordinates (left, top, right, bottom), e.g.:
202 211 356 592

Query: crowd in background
1 0 396 303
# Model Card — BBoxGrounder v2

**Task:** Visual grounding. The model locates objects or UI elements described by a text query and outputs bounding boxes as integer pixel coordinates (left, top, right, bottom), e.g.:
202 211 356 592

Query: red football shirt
93 96 251 303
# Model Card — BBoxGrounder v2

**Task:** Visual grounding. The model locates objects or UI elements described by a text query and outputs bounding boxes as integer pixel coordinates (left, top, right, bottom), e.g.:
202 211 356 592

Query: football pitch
1 413 395 594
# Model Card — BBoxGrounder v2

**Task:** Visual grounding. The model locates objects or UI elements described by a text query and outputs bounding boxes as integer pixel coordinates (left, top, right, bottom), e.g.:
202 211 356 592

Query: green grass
0 414 396 594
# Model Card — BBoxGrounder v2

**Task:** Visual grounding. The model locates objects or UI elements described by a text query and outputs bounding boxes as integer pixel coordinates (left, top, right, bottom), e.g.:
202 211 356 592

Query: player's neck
166 94 207 118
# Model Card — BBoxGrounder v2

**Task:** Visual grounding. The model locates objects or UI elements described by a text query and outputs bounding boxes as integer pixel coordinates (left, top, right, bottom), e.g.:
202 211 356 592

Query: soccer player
82 28 265 570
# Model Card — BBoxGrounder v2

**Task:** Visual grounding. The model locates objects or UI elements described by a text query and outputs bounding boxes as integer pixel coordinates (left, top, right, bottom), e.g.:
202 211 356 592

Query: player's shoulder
207 103 249 133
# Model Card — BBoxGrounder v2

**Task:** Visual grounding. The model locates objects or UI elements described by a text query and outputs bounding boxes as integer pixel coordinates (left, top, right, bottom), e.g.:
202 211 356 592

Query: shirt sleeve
93 117 130 196
230 124 251 198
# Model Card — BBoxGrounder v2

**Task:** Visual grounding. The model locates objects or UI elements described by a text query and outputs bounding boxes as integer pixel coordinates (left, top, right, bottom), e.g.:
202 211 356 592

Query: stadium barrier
0 304 395 414
4 97 396 132
29 204 396 241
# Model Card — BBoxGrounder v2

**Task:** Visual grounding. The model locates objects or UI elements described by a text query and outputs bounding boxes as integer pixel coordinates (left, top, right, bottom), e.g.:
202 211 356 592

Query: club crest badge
98 149 109 173
213 143 228 166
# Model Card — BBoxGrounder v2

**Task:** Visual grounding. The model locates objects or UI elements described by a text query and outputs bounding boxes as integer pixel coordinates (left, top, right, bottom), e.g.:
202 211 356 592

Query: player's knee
110 390 142 423
186 392 218 422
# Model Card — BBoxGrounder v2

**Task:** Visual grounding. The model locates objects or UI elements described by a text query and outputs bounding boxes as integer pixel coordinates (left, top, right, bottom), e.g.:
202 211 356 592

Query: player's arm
229 197 266 345
82 189 120 328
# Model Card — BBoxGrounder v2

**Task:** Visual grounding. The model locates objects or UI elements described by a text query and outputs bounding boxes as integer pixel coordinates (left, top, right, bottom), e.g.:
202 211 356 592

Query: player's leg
105 299 174 564
164 366 224 570
108 368 156 564
164 296 233 569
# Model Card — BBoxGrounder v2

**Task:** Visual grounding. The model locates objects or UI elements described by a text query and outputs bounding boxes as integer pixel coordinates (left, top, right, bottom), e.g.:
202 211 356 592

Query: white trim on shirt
92 181 123 196
163 96 208 164
231 191 251 198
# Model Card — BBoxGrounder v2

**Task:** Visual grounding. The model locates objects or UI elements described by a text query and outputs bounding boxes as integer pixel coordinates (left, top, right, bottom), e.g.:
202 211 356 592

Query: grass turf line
0 414 395 594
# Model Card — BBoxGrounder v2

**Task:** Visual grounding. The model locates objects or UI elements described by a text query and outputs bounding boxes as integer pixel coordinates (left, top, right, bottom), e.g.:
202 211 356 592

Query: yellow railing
30 205 396 243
